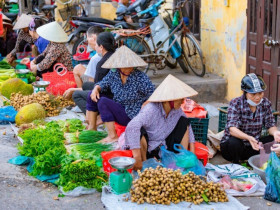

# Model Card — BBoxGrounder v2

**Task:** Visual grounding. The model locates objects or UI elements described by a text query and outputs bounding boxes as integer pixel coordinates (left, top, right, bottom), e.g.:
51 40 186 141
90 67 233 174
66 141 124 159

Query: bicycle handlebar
136 0 165 17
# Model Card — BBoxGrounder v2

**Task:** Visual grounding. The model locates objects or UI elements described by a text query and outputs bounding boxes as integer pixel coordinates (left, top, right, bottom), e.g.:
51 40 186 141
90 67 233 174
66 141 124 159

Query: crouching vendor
30 22 73 78
221 73 280 164
124 75 197 171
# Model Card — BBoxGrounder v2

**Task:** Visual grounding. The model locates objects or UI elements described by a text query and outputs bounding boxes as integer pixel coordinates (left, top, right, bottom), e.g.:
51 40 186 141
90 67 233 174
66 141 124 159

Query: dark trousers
142 116 190 159
220 135 274 164
72 82 95 114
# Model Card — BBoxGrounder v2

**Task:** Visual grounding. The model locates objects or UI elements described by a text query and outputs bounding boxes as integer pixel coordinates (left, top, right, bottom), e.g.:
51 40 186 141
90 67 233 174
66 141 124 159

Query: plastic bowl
248 154 266 183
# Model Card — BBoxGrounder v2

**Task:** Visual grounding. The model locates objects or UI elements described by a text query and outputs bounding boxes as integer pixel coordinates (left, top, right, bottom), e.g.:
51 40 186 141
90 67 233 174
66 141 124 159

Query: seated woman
0 15 16 56
124 74 197 171
220 73 280 164
30 21 73 78
20 18 49 64
87 45 155 142
6 14 34 64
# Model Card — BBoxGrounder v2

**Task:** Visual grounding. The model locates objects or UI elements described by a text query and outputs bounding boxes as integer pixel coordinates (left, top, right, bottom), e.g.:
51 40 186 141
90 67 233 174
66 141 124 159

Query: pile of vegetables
57 159 107 192
64 130 108 144
0 60 15 90
130 167 228 205
10 91 75 117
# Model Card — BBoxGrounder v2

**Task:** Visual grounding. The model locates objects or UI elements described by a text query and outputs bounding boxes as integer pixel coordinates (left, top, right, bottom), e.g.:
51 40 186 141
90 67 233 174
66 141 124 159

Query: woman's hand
273 131 280 142
6 53 14 64
247 136 260 151
21 58 30 65
30 61 37 73
133 159 143 171
271 144 280 155
63 88 76 100
90 86 100 102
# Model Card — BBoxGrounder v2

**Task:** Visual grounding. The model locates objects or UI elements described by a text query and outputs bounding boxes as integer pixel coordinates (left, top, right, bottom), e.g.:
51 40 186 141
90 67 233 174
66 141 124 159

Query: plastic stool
114 122 126 137
195 142 208 166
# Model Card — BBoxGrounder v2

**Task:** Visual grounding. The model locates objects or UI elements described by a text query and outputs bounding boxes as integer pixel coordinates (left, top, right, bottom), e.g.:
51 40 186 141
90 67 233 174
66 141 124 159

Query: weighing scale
32 81 50 93
108 157 135 195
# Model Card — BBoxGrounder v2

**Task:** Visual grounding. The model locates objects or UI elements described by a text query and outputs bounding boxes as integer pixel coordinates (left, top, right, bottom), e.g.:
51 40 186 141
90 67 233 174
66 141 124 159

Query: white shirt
84 53 102 79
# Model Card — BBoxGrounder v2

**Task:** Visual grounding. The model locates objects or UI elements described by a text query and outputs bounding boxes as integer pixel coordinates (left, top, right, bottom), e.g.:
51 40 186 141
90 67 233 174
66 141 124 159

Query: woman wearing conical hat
29 21 73 77
87 45 155 143
6 14 34 64
124 74 198 171
0 14 16 56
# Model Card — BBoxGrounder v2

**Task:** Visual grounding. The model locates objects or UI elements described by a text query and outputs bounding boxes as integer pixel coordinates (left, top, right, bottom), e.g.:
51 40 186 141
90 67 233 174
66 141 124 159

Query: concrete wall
200 0 247 100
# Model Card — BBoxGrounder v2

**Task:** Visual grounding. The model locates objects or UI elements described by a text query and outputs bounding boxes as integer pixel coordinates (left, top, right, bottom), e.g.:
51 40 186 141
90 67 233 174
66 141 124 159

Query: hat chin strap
169 101 175 109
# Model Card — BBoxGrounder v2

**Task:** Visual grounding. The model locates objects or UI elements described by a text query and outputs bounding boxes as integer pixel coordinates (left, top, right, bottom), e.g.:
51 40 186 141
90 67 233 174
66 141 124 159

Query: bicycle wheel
181 33 205 77
72 36 88 55
115 35 151 74
177 55 189 73
165 52 177 69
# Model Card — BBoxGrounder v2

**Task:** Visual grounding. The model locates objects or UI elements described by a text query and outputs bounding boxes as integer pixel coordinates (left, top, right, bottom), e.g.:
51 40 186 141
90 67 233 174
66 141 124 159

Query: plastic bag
59 186 96 197
161 144 205 175
264 152 280 203
0 106 18 124
259 141 275 167
181 99 207 118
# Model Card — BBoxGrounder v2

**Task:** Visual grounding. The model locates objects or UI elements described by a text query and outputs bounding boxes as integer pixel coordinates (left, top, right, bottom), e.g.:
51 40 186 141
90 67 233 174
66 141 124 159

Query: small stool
114 122 126 137
195 142 208 166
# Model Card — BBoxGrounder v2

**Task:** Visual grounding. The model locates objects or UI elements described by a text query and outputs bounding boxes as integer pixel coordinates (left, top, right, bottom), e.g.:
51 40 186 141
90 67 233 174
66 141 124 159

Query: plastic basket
188 114 209 145
218 106 279 135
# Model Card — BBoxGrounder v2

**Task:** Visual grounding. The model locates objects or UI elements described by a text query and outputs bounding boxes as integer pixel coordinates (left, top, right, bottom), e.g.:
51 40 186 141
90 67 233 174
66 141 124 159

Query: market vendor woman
124 75 197 171
221 73 280 164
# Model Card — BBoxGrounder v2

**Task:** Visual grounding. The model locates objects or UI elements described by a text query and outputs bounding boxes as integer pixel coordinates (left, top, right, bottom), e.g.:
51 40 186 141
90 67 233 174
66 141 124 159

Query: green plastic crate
189 114 209 145
218 106 279 135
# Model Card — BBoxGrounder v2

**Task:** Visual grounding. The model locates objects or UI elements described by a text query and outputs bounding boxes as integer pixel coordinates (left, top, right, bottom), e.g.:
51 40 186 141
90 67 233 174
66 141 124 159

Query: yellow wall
201 0 247 100
101 2 117 20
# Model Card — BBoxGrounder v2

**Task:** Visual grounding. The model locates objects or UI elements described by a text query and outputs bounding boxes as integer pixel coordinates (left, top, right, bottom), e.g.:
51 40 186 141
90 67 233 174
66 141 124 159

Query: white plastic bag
59 186 96 197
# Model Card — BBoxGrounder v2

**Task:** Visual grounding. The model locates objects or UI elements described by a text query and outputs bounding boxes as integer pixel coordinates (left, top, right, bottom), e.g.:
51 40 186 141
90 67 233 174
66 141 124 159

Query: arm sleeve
95 70 113 92
124 105 154 150
10 30 23 56
139 74 155 100
226 100 241 129
264 100 276 129
37 45 60 71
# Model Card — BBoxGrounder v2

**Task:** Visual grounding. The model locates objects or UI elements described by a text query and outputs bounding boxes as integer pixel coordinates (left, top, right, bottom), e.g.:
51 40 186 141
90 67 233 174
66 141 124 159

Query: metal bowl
109 157 135 170
248 154 266 183
32 81 50 87
15 69 30 74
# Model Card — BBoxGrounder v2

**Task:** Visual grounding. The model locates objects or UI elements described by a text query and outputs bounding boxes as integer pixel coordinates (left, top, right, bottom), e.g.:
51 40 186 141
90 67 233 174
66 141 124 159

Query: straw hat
36 21 68 43
2 14 12 23
13 14 33 30
101 45 147 68
148 74 198 102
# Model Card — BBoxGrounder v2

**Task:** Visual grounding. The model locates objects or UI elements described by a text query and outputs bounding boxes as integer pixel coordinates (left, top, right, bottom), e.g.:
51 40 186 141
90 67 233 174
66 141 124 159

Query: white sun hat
36 21 69 43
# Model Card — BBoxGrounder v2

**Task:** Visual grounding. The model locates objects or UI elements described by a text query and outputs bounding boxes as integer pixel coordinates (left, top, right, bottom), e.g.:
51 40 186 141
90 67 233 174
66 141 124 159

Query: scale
32 81 50 93
15 69 30 83
108 157 135 195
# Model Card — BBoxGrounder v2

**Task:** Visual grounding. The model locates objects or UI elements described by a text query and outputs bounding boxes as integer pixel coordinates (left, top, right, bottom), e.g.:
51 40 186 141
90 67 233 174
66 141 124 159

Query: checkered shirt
221 95 276 144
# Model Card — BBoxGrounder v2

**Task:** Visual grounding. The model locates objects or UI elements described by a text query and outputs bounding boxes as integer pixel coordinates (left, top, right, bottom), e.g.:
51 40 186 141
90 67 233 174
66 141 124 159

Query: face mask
247 98 263 107
87 45 93 52
97 53 103 57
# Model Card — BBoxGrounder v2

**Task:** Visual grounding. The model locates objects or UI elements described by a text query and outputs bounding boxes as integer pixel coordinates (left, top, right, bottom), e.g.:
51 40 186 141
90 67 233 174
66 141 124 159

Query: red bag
181 99 207 118
73 45 90 61
101 150 133 175
115 122 126 137
42 63 77 95
0 13 3 36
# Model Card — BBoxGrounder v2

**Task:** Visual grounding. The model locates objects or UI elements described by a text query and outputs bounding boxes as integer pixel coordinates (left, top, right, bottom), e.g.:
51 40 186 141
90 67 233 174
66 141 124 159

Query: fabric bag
16 43 32 59
161 144 206 175
264 152 280 203
42 63 76 95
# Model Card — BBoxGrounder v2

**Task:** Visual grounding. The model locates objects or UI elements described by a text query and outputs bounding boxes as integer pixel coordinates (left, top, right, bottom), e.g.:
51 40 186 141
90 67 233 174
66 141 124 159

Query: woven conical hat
37 21 68 43
102 45 147 68
2 14 12 23
13 14 33 30
148 74 198 102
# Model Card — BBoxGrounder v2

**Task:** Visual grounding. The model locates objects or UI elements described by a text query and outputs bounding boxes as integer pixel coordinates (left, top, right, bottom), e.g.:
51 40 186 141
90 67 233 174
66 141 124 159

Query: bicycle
114 0 205 77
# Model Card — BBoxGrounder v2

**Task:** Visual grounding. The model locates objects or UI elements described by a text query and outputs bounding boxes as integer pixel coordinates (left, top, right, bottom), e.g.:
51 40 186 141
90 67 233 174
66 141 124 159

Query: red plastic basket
101 150 133 175
42 63 77 95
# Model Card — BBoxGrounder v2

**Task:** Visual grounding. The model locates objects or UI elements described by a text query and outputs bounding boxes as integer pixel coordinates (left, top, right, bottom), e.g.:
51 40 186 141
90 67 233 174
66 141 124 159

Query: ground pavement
1 67 280 210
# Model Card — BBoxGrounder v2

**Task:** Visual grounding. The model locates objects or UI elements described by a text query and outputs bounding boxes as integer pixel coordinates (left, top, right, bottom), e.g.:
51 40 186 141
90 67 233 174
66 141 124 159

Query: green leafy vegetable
64 130 108 144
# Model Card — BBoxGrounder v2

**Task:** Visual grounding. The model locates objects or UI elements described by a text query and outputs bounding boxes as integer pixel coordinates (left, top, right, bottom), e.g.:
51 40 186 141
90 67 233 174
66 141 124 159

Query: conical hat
13 14 33 30
3 20 13 28
101 45 147 68
37 21 68 43
2 14 12 23
148 74 198 102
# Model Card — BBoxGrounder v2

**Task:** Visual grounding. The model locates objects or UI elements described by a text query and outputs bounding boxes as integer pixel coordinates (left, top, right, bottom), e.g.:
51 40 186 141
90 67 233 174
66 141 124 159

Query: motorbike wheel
165 52 177 69
177 55 189 73
72 36 88 56
115 35 151 74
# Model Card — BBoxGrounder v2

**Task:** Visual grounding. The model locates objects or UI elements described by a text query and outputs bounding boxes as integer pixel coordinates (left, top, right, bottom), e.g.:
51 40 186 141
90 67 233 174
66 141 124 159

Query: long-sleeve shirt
96 69 155 119
10 30 33 57
34 36 49 54
34 42 73 71
221 94 276 144
124 102 195 152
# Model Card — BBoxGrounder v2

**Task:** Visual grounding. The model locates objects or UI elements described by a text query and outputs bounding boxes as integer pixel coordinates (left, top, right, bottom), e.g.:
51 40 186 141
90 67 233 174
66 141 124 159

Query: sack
0 106 18 124
264 152 280 203
42 63 76 95
181 99 207 118
16 44 32 59
161 144 206 175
